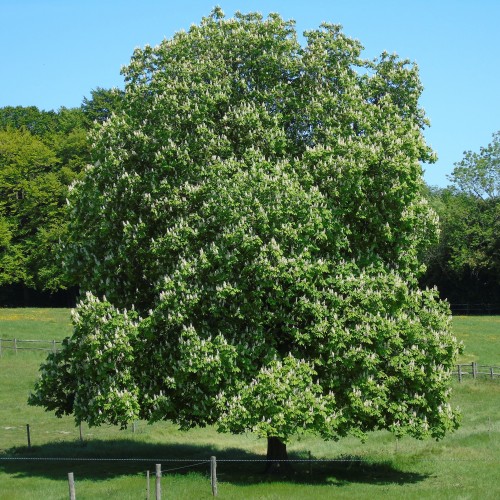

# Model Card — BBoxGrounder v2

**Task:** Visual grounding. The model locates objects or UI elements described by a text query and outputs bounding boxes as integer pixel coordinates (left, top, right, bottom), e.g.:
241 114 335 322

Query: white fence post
211 456 218 496
155 463 161 500
68 472 76 500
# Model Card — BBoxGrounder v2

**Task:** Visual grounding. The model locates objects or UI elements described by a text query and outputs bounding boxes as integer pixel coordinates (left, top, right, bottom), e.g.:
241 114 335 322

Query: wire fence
450 303 500 315
1 421 499 465
0 455 499 463
0 338 61 354
1 453 498 499
2 427 500 497
2 420 499 465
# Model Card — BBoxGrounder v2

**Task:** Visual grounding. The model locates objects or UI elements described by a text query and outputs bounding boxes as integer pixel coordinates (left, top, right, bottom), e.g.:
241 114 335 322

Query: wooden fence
0 338 61 354
456 362 500 382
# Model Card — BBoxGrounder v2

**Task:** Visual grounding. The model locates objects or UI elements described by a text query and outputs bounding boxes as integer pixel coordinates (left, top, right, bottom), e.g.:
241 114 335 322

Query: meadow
0 309 499 499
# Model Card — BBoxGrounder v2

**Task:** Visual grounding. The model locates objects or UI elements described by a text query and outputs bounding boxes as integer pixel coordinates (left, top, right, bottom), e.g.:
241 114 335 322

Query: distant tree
81 87 125 125
0 213 23 286
30 9 460 467
0 105 89 168
0 113 87 293
450 131 500 199
0 128 58 287
422 133 500 304
0 106 58 137
448 132 500 285
46 108 90 174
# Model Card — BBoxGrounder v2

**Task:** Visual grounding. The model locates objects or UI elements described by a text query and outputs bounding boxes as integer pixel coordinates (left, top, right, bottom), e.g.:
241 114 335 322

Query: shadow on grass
224 453 429 488
0 439 429 487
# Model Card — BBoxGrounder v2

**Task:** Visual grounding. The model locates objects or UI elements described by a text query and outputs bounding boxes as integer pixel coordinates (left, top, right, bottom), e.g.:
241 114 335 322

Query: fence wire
0 456 498 463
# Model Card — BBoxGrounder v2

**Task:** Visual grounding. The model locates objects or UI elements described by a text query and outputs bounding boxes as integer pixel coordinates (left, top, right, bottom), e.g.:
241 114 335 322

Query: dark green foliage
0 107 90 294
31 10 460 450
81 87 125 125
422 133 500 305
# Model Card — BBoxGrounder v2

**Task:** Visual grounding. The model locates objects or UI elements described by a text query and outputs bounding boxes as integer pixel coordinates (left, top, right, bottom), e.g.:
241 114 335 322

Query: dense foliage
423 132 500 306
0 91 122 302
81 87 125 126
30 10 461 452
0 108 87 292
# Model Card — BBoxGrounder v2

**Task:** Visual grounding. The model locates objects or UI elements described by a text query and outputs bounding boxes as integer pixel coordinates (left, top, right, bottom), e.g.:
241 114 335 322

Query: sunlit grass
453 316 500 365
0 308 72 340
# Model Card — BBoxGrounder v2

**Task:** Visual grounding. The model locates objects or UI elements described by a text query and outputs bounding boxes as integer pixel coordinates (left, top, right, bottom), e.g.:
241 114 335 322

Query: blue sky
1 0 499 187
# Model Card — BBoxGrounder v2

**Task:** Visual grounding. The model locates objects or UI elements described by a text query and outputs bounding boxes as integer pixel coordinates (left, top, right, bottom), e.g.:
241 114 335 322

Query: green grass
0 311 499 499
453 315 500 365
0 308 72 340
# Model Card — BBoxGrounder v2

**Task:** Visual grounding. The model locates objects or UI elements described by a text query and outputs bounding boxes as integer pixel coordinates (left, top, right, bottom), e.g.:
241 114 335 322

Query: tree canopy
0 127 63 289
449 131 500 200
30 9 461 458
422 132 500 306
0 106 89 295
81 87 125 126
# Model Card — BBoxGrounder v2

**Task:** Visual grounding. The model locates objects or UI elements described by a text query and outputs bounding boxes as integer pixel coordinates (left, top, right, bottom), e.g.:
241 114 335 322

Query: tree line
0 88 123 305
0 93 498 308
421 132 500 308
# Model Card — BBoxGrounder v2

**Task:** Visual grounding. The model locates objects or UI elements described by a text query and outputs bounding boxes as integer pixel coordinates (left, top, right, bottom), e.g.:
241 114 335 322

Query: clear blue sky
1 0 499 187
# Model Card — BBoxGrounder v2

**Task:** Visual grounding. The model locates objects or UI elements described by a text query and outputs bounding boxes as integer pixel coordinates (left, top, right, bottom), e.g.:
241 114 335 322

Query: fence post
146 470 150 500
210 456 218 496
68 472 76 500
472 362 477 379
52 339 57 353
26 424 31 449
491 367 495 380
155 464 161 500
458 364 462 383
14 338 17 354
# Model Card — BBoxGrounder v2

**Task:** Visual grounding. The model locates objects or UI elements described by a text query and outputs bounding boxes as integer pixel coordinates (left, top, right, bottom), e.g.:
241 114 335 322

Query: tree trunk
265 436 291 474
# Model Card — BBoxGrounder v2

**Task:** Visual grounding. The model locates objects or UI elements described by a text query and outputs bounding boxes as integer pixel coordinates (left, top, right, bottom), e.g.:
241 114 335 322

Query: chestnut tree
30 9 460 464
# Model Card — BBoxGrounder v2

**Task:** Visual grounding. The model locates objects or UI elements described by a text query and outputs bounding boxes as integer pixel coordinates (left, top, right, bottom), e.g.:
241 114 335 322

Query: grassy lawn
453 315 500 365
0 310 499 499
0 308 72 340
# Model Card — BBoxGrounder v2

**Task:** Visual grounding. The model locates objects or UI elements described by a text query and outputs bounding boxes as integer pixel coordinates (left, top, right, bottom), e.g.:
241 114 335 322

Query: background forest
0 89 499 310
0 88 123 306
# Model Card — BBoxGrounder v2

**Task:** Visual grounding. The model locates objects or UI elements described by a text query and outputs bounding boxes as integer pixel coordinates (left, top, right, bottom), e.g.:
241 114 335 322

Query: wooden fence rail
0 338 61 354
456 362 500 382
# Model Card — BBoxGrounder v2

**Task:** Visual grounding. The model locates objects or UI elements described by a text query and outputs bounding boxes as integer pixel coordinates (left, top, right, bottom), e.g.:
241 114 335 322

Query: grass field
453 315 500 365
0 309 499 499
